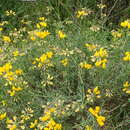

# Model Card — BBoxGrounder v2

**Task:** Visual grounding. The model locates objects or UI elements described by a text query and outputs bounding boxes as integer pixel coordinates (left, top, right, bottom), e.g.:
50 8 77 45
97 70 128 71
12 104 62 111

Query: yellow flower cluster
120 20 130 28
58 31 66 39
85 43 97 51
42 73 54 87
13 50 19 57
60 58 68 66
76 9 91 18
123 52 130 61
38 108 62 130
0 63 12 75
8 86 23 96
35 30 50 39
6 116 20 130
36 17 47 29
37 22 47 28
44 118 62 130
79 62 92 69
30 120 38 128
95 59 107 69
123 81 130 94
85 125 92 130
5 10 16 16
93 48 108 68
34 51 53 68
88 106 105 127
97 4 106 9
0 63 23 81
21 107 34 122
93 48 108 58
2 36 11 43
0 21 8 26
111 30 122 38
86 86 101 102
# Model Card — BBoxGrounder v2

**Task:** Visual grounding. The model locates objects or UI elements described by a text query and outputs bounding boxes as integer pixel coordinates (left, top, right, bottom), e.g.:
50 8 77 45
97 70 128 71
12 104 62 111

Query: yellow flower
2 36 11 43
2 100 6 106
39 17 46 21
93 86 100 95
30 120 38 128
30 36 36 41
39 54 47 63
12 86 22 91
5 10 16 16
39 114 50 122
35 31 50 39
89 106 105 127
111 30 122 38
97 4 106 9
8 90 15 96
13 50 19 57
54 123 62 130
95 59 107 69
88 107 98 117
4 71 15 81
123 81 130 94
3 63 12 72
15 69 23 75
94 48 108 58
49 107 56 113
120 20 130 28
39 22 47 27
0 28 3 31
85 43 97 51
58 31 66 39
0 112 6 120
76 9 90 18
61 58 68 66
123 52 130 61
46 52 53 58
85 125 92 130
96 115 106 127
7 124 17 130
0 48 3 53
79 62 92 69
